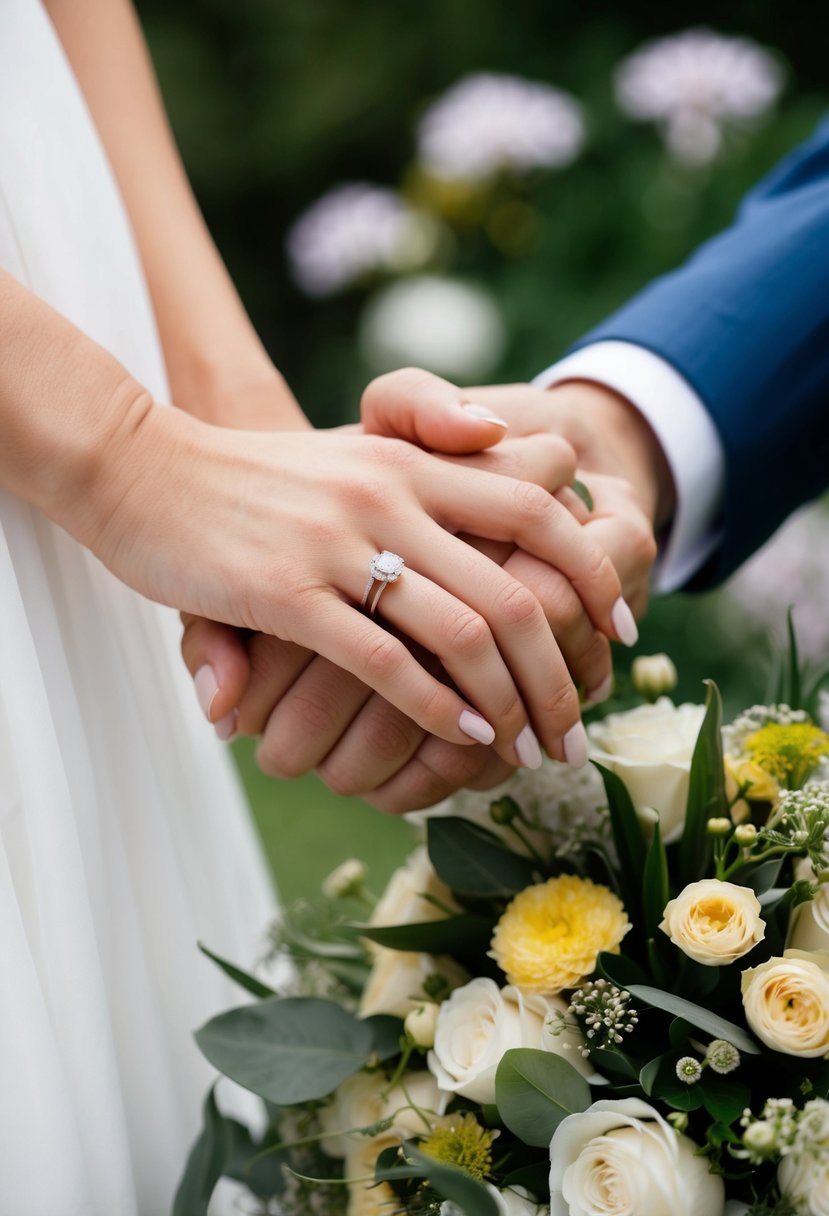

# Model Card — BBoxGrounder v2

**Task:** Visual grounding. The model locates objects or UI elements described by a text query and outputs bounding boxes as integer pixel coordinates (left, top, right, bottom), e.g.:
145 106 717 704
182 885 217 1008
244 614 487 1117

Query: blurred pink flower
417 72 585 182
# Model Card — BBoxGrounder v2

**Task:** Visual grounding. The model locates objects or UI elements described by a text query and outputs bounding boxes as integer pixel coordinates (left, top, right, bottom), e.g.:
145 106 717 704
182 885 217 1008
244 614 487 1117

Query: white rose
588 698 706 842
322 858 367 899
320 1069 442 1158
428 977 591 1105
549 1098 725 1216
660 879 765 965
741 949 829 1056
779 1152 829 1216
487 1184 548 1216
788 885 829 953
369 846 459 934
359 945 467 1018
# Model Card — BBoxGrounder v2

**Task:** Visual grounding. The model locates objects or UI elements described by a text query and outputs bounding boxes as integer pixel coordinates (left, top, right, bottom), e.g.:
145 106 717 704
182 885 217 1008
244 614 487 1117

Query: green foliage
427 816 536 897
172 1087 231 1216
627 984 760 1054
495 1048 592 1146
680 680 727 885
355 914 495 957
194 997 375 1104
198 941 276 999
593 762 646 919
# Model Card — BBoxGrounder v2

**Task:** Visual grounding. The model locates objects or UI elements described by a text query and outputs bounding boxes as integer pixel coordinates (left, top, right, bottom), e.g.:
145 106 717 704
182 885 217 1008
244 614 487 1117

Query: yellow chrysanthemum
744 722 829 789
490 875 630 994
419 1113 495 1181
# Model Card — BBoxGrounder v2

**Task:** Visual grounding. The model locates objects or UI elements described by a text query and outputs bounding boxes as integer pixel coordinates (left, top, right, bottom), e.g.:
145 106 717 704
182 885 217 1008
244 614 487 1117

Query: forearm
43 0 305 430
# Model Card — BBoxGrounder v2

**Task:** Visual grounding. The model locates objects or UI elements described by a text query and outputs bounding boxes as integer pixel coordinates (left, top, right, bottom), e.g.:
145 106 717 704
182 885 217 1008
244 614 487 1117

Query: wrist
547 381 675 528
167 348 309 432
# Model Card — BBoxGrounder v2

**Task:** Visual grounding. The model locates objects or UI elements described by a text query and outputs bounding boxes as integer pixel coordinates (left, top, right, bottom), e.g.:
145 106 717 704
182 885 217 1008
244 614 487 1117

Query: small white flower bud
404 1002 438 1048
632 653 678 699
743 1121 777 1157
706 817 734 837
734 824 758 846
321 858 367 900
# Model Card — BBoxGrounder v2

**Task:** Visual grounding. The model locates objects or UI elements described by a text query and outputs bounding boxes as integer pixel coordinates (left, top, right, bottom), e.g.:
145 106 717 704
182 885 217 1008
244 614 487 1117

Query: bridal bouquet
176 647 829 1216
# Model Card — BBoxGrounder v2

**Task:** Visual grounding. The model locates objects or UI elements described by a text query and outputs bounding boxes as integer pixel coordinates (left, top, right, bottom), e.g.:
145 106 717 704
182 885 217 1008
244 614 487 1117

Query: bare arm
43 0 305 430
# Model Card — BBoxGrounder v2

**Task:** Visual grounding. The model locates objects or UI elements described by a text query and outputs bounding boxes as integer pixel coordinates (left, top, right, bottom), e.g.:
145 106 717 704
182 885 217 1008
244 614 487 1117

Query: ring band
361 550 405 615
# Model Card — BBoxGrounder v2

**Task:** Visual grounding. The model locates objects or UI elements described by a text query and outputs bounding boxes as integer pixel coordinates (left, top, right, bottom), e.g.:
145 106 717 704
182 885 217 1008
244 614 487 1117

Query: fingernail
563 721 589 768
586 674 614 705
459 709 496 745
215 710 238 742
514 723 543 769
194 665 220 722
462 403 508 428
611 597 639 647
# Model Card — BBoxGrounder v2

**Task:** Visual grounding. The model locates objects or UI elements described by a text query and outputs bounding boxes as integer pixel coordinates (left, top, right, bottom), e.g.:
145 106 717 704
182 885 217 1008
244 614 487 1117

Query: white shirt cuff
534 340 726 592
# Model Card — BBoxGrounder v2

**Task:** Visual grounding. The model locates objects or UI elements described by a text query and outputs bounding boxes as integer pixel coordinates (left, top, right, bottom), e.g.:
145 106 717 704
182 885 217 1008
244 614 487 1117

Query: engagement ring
362 550 405 615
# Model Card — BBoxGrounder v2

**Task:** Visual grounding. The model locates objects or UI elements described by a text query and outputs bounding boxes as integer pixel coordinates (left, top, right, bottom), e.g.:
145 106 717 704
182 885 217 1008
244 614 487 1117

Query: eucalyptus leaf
680 681 726 886
427 817 536 897
195 997 374 1104
172 1086 231 1216
363 1014 405 1061
642 821 669 938
741 858 785 896
597 951 650 990
702 1077 752 1125
198 942 276 1000
628 985 760 1054
495 1048 591 1146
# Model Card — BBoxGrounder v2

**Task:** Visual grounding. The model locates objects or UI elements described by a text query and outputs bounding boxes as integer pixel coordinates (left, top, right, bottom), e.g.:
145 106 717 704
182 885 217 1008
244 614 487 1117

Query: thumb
361 367 508 454
180 614 252 738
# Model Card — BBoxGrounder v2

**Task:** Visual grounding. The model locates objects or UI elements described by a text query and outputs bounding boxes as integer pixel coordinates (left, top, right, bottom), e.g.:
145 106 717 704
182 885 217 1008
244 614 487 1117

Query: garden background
137 0 829 906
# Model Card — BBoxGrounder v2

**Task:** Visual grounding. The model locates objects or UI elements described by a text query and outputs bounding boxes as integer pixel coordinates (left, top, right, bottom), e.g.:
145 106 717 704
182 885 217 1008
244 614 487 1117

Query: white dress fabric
0 3 278 1212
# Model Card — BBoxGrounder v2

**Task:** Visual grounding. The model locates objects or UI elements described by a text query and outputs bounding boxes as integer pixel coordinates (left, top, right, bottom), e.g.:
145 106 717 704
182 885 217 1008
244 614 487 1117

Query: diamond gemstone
371 551 405 581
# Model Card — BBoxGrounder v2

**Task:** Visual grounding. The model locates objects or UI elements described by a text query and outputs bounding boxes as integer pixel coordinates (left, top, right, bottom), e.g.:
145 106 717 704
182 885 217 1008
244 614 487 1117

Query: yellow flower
490 875 630 994
419 1113 495 1181
743 722 829 789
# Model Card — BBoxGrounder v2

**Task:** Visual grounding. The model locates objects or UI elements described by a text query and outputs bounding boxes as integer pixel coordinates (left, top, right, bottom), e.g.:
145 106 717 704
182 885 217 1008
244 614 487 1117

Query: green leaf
172 1086 231 1216
363 1014 405 1061
786 607 802 710
495 1048 592 1147
198 942 276 1000
702 1077 752 1125
427 817 536 897
642 821 669 938
641 1053 704 1111
627 985 760 1054
639 1056 661 1096
356 915 494 957
741 858 785 896
407 1147 498 1216
571 478 594 512
194 997 373 1104
593 762 647 916
679 681 726 886
588 1047 638 1080
596 950 650 990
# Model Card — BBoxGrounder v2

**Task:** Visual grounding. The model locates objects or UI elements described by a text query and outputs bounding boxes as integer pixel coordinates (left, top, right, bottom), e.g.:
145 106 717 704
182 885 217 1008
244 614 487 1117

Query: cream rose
428 977 591 1105
359 945 467 1018
779 1152 829 1216
788 885 829 954
741 949 829 1056
320 1069 442 1158
487 1184 548 1216
369 846 459 934
660 879 765 965
587 698 706 842
549 1098 725 1216
344 1133 399 1216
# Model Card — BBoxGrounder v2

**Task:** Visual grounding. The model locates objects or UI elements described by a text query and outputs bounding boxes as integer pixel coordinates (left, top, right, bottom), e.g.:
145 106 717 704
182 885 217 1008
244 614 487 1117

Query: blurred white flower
359 275 506 380
286 183 437 296
723 503 829 662
615 28 783 164
417 72 585 181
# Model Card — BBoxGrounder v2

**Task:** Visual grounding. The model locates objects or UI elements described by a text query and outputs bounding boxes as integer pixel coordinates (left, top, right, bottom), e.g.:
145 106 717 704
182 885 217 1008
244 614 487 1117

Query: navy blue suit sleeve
575 119 829 587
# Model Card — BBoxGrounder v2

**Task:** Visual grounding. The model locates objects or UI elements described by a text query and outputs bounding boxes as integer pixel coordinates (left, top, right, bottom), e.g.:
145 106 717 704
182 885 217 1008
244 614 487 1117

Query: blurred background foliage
137 1 829 902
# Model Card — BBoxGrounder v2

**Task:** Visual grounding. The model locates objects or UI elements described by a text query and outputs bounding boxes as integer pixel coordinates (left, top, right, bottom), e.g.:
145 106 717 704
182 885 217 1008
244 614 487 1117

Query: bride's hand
85 383 630 765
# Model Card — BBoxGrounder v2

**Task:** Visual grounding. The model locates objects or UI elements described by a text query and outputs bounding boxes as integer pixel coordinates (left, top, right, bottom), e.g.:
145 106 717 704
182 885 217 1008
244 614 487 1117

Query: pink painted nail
563 721 589 768
514 723 543 769
586 674 613 706
215 710 238 742
459 709 496 745
462 403 509 428
194 665 220 722
611 597 639 647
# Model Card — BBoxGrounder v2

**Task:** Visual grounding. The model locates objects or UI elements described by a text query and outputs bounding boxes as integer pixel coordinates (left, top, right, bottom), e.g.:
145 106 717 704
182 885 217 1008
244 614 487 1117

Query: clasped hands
177 369 663 813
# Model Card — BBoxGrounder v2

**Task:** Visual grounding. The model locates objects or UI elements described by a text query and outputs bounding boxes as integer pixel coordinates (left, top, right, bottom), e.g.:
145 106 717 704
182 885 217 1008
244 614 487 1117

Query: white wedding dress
0 3 279 1213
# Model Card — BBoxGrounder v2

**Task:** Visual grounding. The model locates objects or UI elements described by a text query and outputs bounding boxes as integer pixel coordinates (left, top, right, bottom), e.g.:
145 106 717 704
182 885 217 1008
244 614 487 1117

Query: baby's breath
557 978 639 1055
